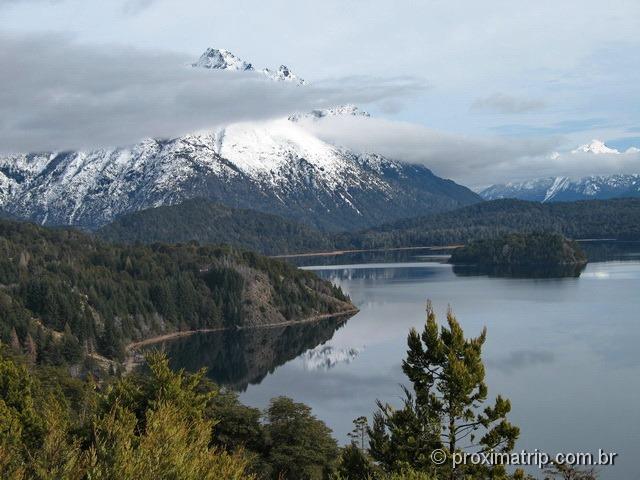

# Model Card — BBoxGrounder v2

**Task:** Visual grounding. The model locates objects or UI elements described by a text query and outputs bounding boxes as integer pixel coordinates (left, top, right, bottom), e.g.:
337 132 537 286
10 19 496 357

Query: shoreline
272 238 631 259
271 244 464 259
126 307 360 353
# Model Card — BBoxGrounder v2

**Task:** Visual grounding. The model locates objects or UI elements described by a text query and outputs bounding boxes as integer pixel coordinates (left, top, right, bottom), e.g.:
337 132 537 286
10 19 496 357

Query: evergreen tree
24 334 37 364
9 328 21 353
264 396 339 480
347 416 369 450
543 462 598 480
61 324 83 364
370 301 519 479
338 443 378 480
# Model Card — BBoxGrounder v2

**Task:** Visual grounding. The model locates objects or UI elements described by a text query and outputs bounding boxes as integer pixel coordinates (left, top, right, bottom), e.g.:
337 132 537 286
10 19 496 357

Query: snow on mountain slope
543 176 571 202
288 104 369 122
0 122 479 230
481 174 640 203
571 139 620 155
192 48 254 71
0 49 480 230
262 65 307 85
482 139 640 202
212 118 378 189
193 48 307 84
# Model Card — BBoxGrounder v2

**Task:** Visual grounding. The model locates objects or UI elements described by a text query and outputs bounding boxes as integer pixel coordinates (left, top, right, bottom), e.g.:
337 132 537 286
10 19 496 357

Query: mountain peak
193 48 254 71
288 104 370 122
572 139 620 155
262 65 307 85
480 173 640 203
193 48 307 85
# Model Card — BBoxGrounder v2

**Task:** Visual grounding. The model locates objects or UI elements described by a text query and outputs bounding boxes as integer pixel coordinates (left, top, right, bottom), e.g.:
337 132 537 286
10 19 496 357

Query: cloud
493 118 609 137
538 147 640 177
0 32 423 153
0 0 153 13
299 115 640 188
471 93 546 114
297 115 560 188
120 0 158 15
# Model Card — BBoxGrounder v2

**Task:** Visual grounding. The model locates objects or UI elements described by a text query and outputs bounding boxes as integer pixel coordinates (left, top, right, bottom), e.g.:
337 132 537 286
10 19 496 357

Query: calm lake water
159 243 640 479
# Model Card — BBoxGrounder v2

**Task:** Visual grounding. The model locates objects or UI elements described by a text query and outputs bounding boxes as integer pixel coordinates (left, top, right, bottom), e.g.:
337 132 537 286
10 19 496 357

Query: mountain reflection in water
143 316 351 391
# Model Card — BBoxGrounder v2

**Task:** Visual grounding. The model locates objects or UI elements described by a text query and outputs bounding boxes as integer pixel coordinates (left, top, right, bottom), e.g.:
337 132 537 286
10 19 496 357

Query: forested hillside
97 199 333 255
339 198 640 249
95 198 640 258
0 219 353 366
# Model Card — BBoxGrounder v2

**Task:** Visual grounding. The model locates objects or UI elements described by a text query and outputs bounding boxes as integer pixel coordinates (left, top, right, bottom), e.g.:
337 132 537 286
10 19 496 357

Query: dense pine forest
97 199 334 255
337 198 640 250
449 233 587 266
0 219 353 368
95 198 640 255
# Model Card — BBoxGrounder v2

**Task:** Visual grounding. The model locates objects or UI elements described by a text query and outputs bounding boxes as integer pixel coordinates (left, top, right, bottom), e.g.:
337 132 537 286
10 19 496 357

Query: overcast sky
1 0 639 187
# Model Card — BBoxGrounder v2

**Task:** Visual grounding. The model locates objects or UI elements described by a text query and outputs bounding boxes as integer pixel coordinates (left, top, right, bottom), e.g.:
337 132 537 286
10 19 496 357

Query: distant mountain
481 140 640 202
0 48 480 232
193 47 308 85
339 198 640 249
98 198 333 255
571 139 623 155
288 104 369 122
480 174 640 202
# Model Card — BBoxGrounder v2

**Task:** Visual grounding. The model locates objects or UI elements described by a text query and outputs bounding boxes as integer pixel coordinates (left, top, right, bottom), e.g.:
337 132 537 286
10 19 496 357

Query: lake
157 243 640 479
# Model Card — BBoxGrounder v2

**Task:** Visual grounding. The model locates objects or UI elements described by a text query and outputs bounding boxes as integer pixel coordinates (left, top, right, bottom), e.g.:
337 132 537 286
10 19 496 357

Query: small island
449 232 587 267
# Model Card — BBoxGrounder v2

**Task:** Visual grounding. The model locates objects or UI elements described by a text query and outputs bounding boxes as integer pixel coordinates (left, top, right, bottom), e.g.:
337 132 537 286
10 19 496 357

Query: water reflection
579 240 640 262
485 349 556 374
157 242 640 479
285 247 455 268
146 316 351 390
451 262 587 278
301 345 363 371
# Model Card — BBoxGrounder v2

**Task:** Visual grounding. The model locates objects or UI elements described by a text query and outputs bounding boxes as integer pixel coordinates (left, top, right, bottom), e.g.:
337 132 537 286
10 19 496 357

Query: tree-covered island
449 232 588 267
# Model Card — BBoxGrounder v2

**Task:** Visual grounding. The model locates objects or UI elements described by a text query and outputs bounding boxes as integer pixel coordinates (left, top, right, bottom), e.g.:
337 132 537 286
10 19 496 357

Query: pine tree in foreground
368 301 519 479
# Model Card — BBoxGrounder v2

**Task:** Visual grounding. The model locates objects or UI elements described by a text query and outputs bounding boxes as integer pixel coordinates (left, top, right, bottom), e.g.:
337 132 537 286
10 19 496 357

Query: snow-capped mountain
288 104 369 122
482 139 640 202
262 65 307 85
192 48 254 71
480 174 640 203
548 138 638 158
0 49 480 230
571 139 620 155
193 48 307 85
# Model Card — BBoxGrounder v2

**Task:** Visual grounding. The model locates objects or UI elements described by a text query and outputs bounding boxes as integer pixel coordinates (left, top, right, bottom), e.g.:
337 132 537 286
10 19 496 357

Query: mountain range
481 140 640 202
0 49 480 231
481 174 640 202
